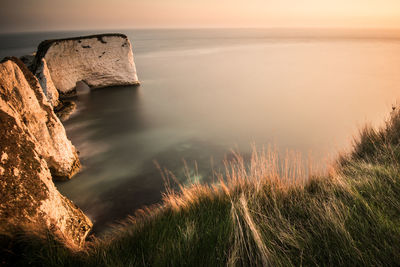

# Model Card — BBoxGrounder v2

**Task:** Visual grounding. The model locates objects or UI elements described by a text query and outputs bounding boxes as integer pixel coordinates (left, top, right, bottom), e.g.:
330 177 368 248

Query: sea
1 28 400 233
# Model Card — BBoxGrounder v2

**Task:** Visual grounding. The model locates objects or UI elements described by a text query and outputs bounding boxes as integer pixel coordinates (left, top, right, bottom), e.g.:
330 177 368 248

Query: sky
1 0 400 33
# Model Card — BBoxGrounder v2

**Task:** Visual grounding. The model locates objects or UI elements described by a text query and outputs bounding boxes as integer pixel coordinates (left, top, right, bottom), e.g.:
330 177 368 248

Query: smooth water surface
1 29 400 233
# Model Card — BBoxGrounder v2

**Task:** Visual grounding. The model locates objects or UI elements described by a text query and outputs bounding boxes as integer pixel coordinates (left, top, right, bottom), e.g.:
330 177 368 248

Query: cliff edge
0 58 92 247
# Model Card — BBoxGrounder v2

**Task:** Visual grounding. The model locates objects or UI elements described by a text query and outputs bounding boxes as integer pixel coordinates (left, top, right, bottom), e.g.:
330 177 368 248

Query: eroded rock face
35 58 60 108
33 33 140 96
0 58 80 180
0 60 92 247
20 55 60 108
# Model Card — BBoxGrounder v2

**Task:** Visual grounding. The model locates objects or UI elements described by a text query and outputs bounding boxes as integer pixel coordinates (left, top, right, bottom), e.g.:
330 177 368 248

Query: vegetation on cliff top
3 110 400 266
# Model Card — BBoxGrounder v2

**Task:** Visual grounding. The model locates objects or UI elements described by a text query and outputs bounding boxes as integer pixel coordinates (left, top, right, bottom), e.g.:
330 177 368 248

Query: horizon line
2 26 400 35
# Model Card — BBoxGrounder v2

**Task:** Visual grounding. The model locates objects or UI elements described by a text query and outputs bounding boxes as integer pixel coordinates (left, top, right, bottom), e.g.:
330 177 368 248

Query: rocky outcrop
0 58 92 247
0 33 140 248
32 33 140 96
20 55 60 108
0 58 80 180
34 58 60 108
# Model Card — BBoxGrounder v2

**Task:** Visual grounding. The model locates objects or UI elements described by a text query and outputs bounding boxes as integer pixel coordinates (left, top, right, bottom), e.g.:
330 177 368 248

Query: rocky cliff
20 54 60 108
34 58 60 108
0 58 80 180
0 33 140 248
0 58 92 247
32 33 140 96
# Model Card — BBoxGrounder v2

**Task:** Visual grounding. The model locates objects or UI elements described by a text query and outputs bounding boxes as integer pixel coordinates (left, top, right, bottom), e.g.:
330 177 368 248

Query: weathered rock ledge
0 58 91 247
32 33 140 96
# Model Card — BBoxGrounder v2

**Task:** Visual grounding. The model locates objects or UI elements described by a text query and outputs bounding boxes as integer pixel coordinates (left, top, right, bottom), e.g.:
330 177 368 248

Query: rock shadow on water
63 85 146 158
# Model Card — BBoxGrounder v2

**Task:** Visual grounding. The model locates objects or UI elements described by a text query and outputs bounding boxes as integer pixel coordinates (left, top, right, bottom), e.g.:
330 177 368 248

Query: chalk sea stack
32 33 140 97
0 58 91 247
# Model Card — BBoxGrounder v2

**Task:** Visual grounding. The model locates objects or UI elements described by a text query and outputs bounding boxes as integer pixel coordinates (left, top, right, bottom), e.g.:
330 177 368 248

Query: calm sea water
1 29 400 233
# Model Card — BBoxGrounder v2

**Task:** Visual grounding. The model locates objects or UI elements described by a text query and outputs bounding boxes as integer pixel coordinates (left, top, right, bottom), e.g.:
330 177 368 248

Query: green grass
3 110 400 266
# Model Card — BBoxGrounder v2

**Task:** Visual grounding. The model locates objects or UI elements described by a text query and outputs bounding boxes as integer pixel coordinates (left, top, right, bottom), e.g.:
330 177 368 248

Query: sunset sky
1 0 400 33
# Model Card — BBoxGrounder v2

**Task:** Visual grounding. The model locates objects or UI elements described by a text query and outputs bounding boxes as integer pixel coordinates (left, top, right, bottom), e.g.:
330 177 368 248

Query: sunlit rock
0 58 92 247
32 33 140 96
0 57 80 180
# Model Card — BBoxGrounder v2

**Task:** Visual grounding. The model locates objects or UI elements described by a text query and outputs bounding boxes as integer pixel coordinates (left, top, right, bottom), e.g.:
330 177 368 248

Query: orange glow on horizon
1 0 400 32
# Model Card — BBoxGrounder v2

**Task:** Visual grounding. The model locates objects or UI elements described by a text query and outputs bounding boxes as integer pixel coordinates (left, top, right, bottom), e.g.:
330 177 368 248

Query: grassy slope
3 111 400 266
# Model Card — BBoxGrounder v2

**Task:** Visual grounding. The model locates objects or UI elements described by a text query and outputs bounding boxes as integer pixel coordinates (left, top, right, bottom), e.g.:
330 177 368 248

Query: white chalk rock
33 34 140 96
0 58 80 180
0 58 91 247
20 55 60 108
35 58 60 108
